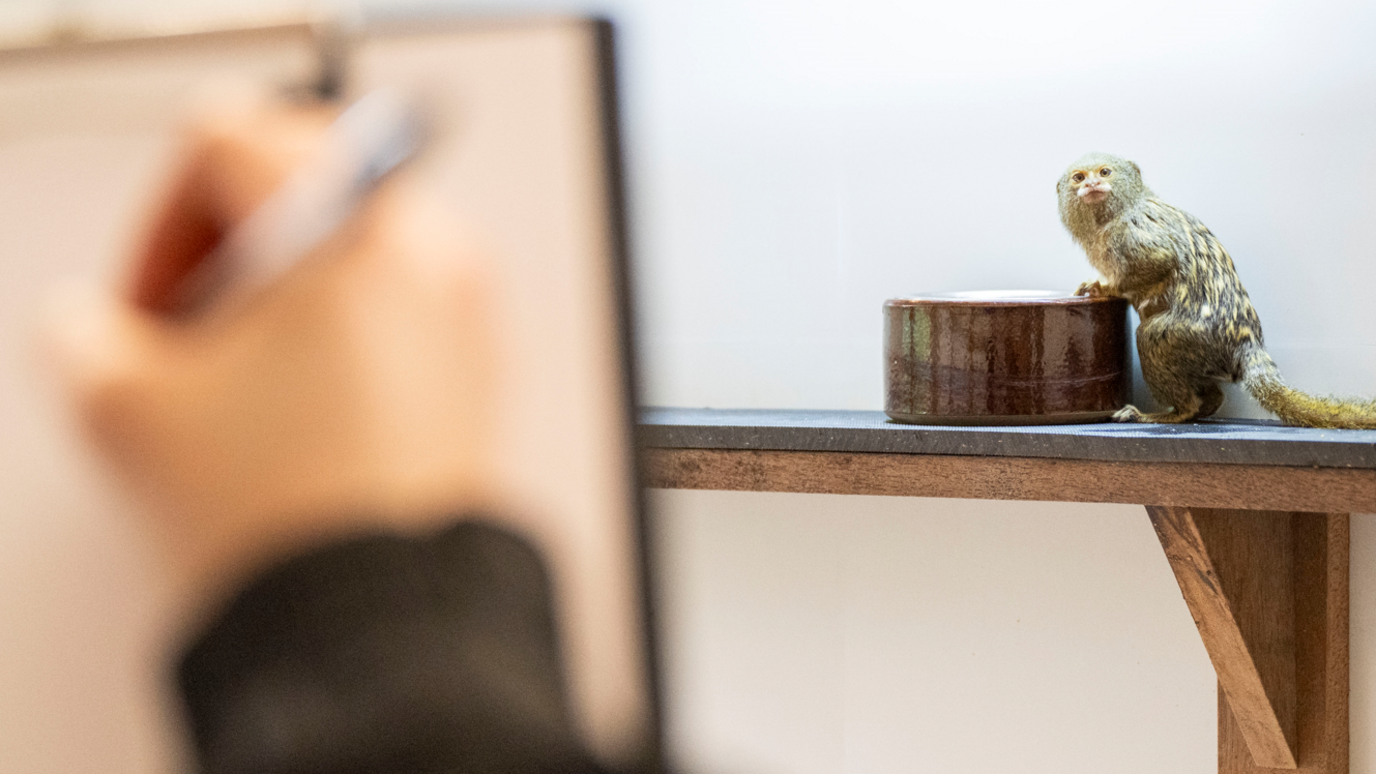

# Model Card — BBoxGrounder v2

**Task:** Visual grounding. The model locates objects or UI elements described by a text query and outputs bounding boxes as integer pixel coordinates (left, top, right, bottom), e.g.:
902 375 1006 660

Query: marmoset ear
1130 160 1141 176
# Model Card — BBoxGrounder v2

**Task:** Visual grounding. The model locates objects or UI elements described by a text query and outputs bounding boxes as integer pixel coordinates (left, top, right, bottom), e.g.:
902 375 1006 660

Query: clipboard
0 17 659 773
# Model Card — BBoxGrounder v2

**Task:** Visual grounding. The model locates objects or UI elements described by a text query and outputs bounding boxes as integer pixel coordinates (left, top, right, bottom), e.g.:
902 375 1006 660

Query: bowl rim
884 290 1125 306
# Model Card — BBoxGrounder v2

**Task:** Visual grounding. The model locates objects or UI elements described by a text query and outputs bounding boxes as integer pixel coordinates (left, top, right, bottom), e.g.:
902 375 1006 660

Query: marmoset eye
1073 173 1086 183
1100 167 1112 176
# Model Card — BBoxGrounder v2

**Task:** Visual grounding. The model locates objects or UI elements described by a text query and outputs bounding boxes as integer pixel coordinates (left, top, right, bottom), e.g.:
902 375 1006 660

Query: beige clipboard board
0 17 657 773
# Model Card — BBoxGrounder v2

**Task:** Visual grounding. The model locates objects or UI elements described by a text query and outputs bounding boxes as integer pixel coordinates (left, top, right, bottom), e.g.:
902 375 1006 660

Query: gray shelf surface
639 407 1376 470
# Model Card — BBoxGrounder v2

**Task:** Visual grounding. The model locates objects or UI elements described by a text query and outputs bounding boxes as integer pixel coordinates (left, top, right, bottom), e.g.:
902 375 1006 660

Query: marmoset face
1068 164 1114 204
1057 153 1145 214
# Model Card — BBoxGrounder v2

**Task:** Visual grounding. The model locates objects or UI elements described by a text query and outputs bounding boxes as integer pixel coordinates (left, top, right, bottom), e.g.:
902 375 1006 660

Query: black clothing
178 520 607 774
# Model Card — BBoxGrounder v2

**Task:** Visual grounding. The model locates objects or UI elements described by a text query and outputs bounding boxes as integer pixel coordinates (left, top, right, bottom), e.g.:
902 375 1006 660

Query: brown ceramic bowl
884 290 1130 425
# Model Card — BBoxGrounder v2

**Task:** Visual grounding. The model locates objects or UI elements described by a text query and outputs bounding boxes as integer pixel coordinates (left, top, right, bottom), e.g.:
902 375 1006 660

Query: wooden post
1147 507 1348 774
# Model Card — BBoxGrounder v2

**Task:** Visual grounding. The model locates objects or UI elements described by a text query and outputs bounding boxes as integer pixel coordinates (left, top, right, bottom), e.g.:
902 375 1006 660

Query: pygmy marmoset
1057 152 1376 428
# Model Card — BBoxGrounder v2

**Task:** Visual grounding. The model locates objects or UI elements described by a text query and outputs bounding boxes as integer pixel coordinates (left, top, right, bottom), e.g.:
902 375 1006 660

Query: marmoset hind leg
1115 319 1227 424
1114 370 1220 424
1193 381 1226 419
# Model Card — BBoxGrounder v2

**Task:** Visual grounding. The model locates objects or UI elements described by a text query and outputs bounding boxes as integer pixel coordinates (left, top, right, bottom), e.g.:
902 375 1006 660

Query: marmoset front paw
1074 280 1111 298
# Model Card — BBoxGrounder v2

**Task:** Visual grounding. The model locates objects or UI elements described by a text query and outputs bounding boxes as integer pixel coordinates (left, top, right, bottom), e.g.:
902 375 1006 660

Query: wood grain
644 448 1376 513
1217 513 1349 774
1148 507 1297 768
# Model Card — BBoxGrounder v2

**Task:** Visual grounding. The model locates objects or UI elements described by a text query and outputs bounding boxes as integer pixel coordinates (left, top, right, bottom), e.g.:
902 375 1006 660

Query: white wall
652 493 1223 774
612 2 1376 772
2 1 1374 773
602 2 1376 772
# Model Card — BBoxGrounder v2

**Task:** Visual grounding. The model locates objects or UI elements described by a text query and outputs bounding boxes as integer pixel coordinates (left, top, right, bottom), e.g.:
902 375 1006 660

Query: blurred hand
45 89 498 620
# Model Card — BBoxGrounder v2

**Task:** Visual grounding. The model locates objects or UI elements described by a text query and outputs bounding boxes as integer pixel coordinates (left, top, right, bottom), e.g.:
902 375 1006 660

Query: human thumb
39 278 154 415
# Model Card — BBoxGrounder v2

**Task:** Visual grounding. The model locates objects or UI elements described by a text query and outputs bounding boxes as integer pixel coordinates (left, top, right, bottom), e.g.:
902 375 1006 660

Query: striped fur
1057 152 1376 428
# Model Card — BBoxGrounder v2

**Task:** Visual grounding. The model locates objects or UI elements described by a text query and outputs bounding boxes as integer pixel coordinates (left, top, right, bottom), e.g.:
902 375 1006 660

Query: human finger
129 89 337 314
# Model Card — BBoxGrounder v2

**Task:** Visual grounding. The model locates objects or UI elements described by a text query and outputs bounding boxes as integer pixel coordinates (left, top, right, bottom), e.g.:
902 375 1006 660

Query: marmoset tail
1056 152 1376 429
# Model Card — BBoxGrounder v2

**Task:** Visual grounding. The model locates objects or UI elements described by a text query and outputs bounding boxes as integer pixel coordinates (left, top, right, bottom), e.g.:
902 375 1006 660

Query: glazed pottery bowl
883 290 1130 425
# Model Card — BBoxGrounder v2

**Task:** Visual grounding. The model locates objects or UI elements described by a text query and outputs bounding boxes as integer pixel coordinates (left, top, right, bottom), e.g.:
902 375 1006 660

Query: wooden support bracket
1147 507 1348 774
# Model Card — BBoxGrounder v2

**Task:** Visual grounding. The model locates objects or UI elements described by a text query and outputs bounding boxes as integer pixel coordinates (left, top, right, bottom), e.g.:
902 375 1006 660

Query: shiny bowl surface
883 291 1130 425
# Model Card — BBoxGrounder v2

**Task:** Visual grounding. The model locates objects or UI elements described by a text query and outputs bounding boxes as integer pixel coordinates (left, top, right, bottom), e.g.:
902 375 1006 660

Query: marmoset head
1057 152 1149 235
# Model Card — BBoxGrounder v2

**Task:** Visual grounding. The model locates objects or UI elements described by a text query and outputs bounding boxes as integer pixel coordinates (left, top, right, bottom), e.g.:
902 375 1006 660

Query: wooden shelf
640 408 1364 774
641 407 1376 470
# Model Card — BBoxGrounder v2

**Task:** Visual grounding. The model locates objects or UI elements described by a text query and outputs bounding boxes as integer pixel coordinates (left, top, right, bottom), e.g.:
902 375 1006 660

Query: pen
173 88 422 317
